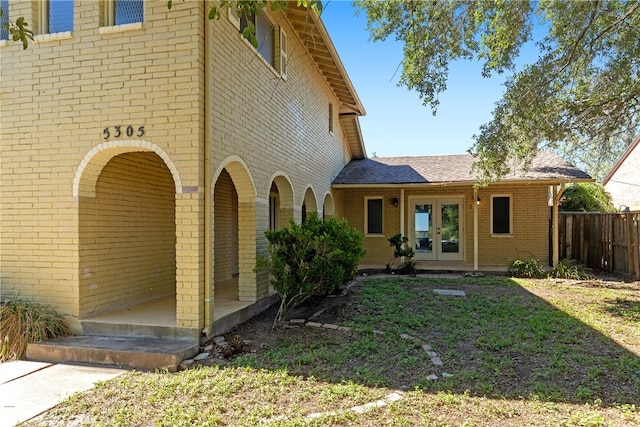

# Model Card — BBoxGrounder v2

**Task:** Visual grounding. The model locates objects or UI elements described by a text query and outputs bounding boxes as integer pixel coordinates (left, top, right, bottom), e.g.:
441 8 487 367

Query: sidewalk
0 360 126 427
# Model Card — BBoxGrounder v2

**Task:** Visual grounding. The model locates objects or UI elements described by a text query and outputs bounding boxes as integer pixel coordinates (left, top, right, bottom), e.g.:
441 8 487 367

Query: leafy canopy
356 0 640 182
5 1 638 181
559 182 616 213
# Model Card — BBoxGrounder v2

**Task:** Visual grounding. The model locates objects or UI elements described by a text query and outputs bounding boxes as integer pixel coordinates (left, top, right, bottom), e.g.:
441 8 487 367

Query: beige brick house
603 134 640 211
0 1 365 341
1 1 591 345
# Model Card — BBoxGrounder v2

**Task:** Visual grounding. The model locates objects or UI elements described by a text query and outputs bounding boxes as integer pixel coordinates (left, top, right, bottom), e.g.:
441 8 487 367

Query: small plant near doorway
386 234 416 276
0 298 72 362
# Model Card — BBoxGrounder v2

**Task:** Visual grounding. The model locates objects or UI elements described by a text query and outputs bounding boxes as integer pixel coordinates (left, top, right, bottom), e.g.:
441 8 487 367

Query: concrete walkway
0 360 126 427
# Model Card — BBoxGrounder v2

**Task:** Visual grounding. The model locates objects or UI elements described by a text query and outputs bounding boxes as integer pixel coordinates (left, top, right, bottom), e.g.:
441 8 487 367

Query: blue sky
320 1 511 158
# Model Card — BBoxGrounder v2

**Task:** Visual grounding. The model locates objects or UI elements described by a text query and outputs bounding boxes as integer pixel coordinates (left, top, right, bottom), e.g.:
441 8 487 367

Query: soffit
286 4 365 116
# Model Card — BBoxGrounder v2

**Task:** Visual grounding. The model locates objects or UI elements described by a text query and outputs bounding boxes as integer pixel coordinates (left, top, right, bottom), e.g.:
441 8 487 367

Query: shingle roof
333 151 592 185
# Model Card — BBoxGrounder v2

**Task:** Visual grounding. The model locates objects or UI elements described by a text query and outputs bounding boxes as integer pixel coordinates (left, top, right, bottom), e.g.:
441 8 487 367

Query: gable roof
602 133 640 185
333 151 592 186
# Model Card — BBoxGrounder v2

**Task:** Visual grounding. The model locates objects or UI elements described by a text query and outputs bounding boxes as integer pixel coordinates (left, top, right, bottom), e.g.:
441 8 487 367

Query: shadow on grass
217 276 640 407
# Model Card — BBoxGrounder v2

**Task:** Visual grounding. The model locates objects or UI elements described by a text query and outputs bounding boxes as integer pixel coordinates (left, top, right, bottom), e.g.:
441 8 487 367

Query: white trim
34 31 72 43
99 22 143 34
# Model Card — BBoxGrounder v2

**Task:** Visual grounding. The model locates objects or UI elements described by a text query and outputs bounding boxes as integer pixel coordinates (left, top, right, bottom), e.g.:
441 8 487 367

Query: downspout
400 189 405 262
552 183 565 267
473 187 478 271
202 3 212 338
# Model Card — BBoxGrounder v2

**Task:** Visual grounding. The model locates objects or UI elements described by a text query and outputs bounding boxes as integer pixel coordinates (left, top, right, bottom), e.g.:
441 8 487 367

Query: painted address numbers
102 125 145 139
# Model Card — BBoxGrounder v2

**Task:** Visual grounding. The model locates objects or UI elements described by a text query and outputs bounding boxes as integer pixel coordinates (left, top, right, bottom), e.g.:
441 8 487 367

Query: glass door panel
414 203 433 257
439 202 460 258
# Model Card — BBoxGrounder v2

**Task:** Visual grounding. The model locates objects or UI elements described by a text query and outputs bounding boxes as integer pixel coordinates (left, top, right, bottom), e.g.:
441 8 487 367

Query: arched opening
79 152 176 320
214 168 239 288
323 192 335 219
269 174 295 229
212 158 260 321
302 186 318 223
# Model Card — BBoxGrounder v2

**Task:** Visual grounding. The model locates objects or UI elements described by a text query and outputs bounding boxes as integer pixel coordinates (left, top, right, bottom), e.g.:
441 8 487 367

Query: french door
411 198 464 261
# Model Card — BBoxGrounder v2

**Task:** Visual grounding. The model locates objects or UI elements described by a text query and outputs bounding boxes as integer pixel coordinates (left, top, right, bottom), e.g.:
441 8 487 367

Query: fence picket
558 212 640 280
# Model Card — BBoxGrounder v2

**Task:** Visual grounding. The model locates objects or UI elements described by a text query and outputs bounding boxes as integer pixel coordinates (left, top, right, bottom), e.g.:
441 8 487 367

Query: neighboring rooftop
332 151 592 186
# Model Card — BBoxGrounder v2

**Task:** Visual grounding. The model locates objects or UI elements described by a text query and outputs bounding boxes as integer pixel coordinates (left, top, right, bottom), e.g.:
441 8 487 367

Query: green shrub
1 298 72 362
508 258 545 278
386 233 416 275
549 259 594 280
263 213 366 322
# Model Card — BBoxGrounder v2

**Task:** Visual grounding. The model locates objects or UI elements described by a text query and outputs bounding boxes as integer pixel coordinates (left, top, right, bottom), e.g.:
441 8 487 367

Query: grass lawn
23 276 640 426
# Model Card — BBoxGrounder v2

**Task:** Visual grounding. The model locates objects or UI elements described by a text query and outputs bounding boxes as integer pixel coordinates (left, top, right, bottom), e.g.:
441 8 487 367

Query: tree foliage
559 183 616 213
356 0 640 182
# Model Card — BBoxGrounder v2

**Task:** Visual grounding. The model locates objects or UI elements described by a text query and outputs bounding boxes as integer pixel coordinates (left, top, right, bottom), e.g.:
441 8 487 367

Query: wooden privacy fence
557 212 640 280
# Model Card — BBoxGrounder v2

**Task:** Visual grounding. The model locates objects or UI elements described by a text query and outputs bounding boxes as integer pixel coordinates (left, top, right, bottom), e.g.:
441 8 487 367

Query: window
103 0 143 27
365 197 383 234
0 0 9 40
491 195 512 235
38 0 74 35
240 10 275 68
328 103 334 134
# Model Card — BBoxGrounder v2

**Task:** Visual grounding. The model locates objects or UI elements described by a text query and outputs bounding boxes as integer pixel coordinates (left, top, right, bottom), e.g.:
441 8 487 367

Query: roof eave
332 177 594 189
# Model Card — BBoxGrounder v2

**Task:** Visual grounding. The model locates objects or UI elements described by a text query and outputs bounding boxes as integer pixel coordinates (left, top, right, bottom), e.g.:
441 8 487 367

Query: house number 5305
103 125 145 139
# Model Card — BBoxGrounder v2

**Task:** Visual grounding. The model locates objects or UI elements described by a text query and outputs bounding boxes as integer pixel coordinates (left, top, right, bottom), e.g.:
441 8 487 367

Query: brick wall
0 1 206 328
335 184 550 268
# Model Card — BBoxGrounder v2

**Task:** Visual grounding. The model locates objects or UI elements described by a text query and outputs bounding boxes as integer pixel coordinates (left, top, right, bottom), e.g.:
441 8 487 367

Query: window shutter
227 5 240 30
279 27 288 77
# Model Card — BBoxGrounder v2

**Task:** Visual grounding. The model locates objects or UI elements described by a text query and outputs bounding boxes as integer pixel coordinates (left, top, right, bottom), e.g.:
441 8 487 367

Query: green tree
6 1 638 181
356 0 640 182
559 183 616 213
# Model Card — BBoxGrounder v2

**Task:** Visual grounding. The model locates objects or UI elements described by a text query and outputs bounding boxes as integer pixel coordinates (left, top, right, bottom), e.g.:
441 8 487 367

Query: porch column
400 189 405 238
473 187 478 271
552 183 565 267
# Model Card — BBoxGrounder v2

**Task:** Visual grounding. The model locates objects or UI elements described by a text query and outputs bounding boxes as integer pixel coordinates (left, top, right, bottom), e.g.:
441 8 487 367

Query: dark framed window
491 195 511 234
366 197 383 234
0 0 9 40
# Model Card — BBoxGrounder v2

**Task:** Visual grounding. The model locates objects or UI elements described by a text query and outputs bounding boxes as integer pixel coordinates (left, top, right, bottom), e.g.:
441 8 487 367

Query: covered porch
81 279 279 342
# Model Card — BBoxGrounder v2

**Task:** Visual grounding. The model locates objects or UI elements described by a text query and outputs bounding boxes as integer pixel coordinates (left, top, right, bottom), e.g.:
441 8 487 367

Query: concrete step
81 319 201 341
26 336 199 372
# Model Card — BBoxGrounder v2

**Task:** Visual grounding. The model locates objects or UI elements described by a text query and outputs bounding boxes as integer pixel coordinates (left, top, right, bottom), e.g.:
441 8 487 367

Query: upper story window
240 10 274 67
491 195 512 235
38 0 74 35
0 0 10 40
103 0 143 27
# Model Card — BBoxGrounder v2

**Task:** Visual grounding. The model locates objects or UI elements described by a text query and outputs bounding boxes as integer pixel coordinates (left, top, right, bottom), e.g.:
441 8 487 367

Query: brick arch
302 185 318 212
269 172 295 208
212 156 258 303
73 140 182 198
323 191 335 219
211 155 257 202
